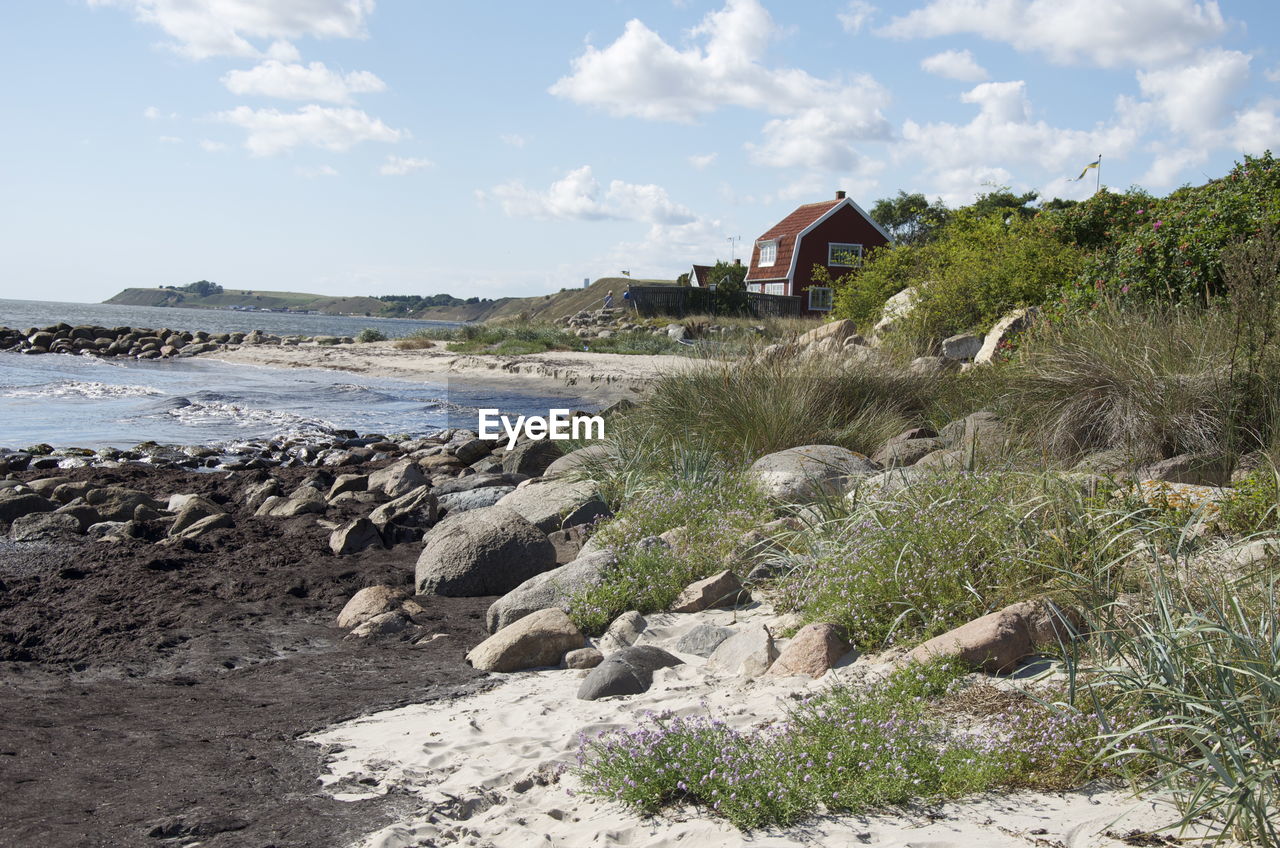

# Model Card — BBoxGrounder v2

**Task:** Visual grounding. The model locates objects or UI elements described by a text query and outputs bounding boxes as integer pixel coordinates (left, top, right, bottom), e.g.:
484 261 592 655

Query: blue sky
3 1 1278 304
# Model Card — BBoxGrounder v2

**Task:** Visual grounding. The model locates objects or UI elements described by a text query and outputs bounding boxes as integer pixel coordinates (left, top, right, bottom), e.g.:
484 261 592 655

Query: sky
3 0 1279 304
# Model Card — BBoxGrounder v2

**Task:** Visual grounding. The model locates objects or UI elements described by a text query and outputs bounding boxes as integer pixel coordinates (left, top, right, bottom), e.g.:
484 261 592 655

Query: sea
0 298 595 450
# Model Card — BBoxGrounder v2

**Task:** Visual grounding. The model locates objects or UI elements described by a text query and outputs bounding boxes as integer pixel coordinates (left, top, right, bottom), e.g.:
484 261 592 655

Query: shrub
355 327 388 343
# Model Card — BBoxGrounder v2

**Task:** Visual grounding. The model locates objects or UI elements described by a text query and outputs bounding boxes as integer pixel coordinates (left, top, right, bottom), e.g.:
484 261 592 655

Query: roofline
781 197 894 283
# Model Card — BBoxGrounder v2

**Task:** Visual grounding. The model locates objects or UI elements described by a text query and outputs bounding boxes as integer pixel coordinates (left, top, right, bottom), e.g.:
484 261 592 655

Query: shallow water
0 351 594 449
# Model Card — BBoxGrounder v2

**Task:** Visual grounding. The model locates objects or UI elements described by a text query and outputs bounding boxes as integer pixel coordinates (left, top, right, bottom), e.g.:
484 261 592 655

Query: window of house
764 282 786 296
747 283 762 293
828 243 863 267
757 239 778 266
808 286 834 311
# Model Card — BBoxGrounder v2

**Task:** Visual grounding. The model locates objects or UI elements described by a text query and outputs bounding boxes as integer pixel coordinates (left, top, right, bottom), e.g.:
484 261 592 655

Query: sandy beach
209 341 695 406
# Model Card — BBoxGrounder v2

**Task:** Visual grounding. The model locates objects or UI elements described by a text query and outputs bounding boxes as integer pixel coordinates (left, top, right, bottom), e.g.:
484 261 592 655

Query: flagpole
1095 154 1101 195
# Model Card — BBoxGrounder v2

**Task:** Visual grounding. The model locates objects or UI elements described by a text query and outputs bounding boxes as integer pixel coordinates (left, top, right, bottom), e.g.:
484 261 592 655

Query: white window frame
828 242 863 267
757 239 778 267
747 283 762 293
808 286 834 312
763 282 786 296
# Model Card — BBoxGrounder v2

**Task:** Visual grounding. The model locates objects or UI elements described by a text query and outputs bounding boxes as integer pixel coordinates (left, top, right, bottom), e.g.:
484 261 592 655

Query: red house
744 191 891 314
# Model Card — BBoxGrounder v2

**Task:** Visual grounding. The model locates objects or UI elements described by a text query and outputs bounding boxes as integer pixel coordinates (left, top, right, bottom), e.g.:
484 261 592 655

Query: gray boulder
466 608 584 672
565 647 604 669
597 610 646 654
330 517 385 555
707 623 778 679
326 473 367 501
437 486 515 515
941 333 983 361
171 512 233 540
336 585 407 629
577 645 683 700
1136 453 1232 487
975 307 1037 365
169 496 226 536
747 445 878 503
367 460 427 498
11 511 81 541
871 437 945 469
484 550 615 633
0 492 56 525
433 472 528 495
501 440 563 477
494 478 610 533
416 505 556 597
543 444 610 479
669 570 749 613
369 486 438 544
85 487 163 522
675 624 736 658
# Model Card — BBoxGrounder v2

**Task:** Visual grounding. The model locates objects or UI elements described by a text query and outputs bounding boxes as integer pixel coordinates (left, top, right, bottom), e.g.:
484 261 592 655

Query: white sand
208 341 694 405
307 605 1204 848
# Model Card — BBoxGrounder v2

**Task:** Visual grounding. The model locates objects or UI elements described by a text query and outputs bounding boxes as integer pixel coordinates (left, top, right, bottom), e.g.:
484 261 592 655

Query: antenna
726 235 740 263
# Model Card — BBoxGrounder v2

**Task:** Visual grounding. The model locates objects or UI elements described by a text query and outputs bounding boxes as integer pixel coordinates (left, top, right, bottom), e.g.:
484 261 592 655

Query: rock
369 486 438 543
171 512 233 540
1136 453 1232 487
913 449 966 471
939 411 1007 454
707 624 778 679
452 438 492 465
10 511 81 541
747 444 878 503
598 610 646 654
166 493 201 513
494 478 611 533
908 356 959 377
336 585 408 629
255 495 325 518
433 472 529 495
326 473 367 500
543 444 610 479
329 517 385 555
873 286 918 335
871 437 945 469
169 496 226 536
974 307 1037 365
565 647 603 669
53 503 101 532
674 624 736 658
367 460 428 498
1072 448 1140 475
85 487 163 522
437 486 515 515
416 505 557 597
484 550 615 633
577 645 682 700
466 608 584 673
667 324 689 341
909 599 1082 673
242 478 281 512
547 524 592 564
501 440 564 477
0 492 56 524
940 333 983 361
347 610 412 639
767 623 848 678
669 570 750 613
796 319 859 348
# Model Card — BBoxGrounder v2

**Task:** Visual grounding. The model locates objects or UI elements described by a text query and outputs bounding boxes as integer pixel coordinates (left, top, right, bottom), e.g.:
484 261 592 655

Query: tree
703 260 746 292
965 188 1040 221
870 191 950 245
676 272 691 286
183 280 223 297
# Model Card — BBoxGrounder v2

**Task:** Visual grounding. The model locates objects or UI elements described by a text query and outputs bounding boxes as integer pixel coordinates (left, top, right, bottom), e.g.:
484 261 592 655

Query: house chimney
835 190 846 200
734 258 742 266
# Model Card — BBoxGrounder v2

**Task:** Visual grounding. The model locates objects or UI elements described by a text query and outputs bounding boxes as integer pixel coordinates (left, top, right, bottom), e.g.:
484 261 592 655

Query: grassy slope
104 277 676 322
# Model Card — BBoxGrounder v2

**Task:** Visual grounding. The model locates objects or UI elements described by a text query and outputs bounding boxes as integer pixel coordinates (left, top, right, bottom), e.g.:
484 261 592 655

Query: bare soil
0 464 495 847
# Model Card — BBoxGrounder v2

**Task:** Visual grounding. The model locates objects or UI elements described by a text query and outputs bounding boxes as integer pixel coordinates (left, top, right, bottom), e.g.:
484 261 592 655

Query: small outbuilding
744 190 891 315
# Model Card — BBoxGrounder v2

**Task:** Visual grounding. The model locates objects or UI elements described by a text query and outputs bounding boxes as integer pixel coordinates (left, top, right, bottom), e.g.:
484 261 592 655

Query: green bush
355 327 388 343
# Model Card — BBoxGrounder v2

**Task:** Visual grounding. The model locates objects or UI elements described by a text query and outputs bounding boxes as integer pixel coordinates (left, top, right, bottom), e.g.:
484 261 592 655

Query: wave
0 380 165 400
160 398 335 436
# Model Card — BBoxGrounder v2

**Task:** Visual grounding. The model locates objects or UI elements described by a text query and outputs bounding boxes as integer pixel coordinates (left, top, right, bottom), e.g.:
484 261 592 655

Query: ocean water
0 298 458 340
0 350 595 450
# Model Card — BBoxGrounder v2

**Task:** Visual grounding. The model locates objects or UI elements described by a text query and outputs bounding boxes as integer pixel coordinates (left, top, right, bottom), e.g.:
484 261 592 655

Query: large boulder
85 487 163 522
437 486 515 516
597 610 647 654
1136 453 1232 487
796 318 859 349
577 645 682 700
940 333 982 361
367 460 428 498
873 286 918 335
0 492 55 525
465 608 584 673
501 440 564 477
494 478 610 533
432 472 529 496
10 511 81 541
974 307 1037 365
871 437 945 469
369 486 438 544
415 506 556 597
675 624 736 658
169 496 226 536
543 444 610 479
484 550 615 633
707 624 778 679
767 623 848 678
329 517 385 555
747 445 878 503
909 599 1082 673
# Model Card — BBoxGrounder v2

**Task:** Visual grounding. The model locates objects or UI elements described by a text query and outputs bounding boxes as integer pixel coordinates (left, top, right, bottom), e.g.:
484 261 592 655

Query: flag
621 270 630 276
1071 157 1101 181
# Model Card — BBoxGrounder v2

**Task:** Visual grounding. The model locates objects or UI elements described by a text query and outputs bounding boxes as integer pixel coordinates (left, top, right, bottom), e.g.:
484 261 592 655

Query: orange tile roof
745 200 842 281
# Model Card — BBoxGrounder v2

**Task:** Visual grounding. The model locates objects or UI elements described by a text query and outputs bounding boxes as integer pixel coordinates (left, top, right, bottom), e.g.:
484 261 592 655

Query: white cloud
295 164 339 178
1227 102 1280 154
838 1 876 34
607 216 728 275
500 133 527 148
921 49 989 81
1267 66 1280 83
1137 49 1251 139
900 80 1146 205
485 165 696 225
379 155 432 176
550 0 892 170
880 0 1227 69
158 135 182 143
1140 146 1208 187
215 105 405 155
688 152 718 169
143 105 160 119
199 139 228 152
88 0 374 59
221 60 385 104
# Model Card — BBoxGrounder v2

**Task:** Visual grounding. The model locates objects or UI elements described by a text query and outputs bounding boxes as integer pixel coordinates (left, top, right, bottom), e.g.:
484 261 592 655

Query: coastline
206 340 694 405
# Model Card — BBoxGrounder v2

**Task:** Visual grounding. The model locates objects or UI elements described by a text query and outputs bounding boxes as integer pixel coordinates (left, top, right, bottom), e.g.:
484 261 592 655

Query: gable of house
744 200 840 285
688 264 713 287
